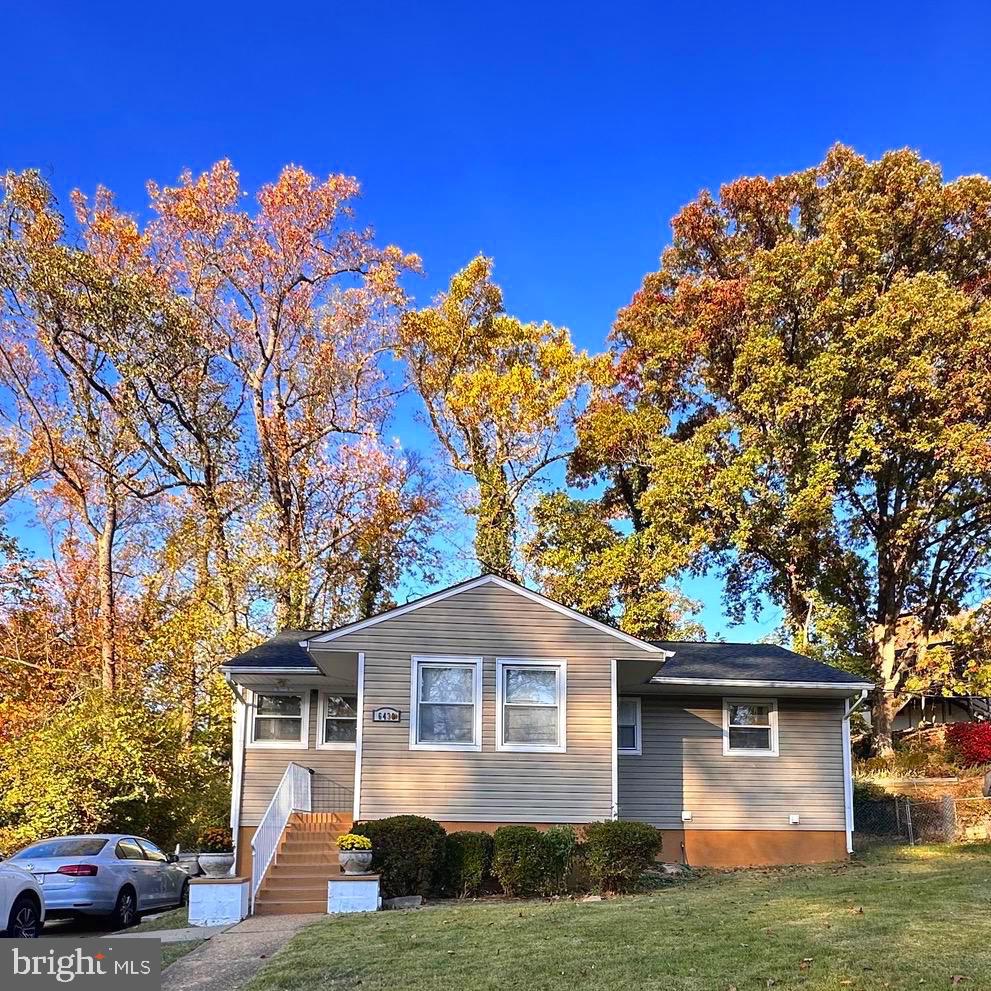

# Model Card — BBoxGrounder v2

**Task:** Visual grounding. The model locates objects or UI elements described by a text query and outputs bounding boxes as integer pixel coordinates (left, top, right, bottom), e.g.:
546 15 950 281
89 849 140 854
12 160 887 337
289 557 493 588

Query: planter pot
177 854 202 877
339 850 373 875
198 853 235 878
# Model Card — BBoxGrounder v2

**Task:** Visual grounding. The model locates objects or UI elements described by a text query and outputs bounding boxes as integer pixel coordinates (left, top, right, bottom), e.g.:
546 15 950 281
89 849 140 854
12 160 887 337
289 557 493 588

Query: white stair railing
250 762 312 911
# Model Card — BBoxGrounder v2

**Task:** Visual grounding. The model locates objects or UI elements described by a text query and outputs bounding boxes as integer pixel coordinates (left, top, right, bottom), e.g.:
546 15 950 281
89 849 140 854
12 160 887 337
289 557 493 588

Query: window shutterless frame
722 697 779 757
495 657 567 753
246 689 310 749
617 696 642 755
317 691 358 750
409 655 483 752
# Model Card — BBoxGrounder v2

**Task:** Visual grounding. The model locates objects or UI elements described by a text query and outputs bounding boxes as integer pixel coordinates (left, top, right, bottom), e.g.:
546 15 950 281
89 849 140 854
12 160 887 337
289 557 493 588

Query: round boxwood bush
491 825 558 897
442 830 494 897
582 820 661 893
351 815 446 898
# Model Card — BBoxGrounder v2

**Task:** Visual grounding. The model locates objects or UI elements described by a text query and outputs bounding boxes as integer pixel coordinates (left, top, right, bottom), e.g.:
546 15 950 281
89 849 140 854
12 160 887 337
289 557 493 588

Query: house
890 696 990 733
221 574 872 913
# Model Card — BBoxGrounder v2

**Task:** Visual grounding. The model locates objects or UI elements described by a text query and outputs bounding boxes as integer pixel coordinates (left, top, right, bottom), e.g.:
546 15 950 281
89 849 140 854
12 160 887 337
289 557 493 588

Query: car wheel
7 895 42 938
111 887 138 930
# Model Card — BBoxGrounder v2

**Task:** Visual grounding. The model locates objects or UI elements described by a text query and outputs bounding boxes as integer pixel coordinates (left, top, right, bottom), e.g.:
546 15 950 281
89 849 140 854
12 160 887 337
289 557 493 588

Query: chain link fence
853 795 991 848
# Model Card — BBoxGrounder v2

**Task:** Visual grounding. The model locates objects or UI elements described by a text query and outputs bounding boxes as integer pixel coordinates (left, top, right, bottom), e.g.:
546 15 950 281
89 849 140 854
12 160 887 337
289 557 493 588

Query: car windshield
12 838 108 859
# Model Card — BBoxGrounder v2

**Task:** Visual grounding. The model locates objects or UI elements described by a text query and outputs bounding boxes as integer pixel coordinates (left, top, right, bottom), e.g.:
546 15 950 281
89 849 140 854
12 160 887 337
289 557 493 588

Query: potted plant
197 826 235 878
336 833 373 874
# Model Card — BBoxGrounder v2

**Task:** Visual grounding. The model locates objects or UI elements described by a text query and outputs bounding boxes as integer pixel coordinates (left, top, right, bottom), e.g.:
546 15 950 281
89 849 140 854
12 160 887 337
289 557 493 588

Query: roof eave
649 675 874 692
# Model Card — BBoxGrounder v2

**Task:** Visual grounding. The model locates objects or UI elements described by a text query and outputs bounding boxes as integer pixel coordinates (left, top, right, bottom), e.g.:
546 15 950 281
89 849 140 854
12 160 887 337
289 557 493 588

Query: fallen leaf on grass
951 978 971 986
800 959 813 971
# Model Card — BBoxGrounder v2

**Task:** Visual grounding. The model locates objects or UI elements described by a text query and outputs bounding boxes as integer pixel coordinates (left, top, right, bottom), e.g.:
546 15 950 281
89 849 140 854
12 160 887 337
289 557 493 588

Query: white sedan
1 860 45 937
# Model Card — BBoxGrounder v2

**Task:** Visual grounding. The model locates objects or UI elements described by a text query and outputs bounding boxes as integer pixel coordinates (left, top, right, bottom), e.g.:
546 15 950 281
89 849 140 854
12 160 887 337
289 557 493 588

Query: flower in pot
197 826 235 878
337 833 373 875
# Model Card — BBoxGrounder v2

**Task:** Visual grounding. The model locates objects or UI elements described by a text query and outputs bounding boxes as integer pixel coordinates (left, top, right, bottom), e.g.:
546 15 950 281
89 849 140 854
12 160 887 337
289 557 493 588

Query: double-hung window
496 658 567 753
617 697 642 755
319 694 358 749
722 698 778 756
249 692 308 748
410 656 482 751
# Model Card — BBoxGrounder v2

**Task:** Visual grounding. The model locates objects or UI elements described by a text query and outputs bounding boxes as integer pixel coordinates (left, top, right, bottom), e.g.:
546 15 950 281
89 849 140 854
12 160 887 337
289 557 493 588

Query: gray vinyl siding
618 696 846 830
327 582 652 823
239 697 355 827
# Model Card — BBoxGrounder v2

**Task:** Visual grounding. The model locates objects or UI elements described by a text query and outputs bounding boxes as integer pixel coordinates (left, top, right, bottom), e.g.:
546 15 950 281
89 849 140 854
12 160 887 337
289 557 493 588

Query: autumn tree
572 145 991 752
526 492 703 639
401 256 595 578
0 171 168 692
145 161 426 629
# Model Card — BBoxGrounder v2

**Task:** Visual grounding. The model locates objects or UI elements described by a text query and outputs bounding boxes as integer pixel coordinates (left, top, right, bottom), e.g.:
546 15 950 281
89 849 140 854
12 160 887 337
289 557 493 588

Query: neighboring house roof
648 641 872 689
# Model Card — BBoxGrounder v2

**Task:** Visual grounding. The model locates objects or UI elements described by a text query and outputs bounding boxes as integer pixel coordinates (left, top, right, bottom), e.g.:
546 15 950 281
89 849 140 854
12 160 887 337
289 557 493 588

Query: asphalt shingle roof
224 630 323 669
650 641 868 684
224 630 867 687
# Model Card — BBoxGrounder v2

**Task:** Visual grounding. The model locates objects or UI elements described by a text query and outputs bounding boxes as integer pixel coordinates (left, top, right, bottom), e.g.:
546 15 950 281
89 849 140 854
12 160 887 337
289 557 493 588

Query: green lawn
246 844 991 991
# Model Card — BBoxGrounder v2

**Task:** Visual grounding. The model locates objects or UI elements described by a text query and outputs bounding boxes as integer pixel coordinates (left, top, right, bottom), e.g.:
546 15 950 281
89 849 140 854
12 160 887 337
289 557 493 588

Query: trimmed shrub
442 831 494 897
352 815 446 898
582 820 661 893
947 722 991 767
543 824 579 892
492 825 557 897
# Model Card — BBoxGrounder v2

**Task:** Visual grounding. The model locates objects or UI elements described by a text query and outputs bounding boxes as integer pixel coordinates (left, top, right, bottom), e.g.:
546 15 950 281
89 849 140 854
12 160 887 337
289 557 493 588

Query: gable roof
648 641 872 689
304 574 666 654
219 577 872 691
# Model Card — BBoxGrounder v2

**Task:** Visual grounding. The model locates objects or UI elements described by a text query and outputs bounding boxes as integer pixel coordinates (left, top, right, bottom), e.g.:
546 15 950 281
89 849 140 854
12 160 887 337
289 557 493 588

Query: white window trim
617 696 642 756
246 689 310 750
317 691 358 751
722 697 779 757
495 657 567 754
409 655 483 752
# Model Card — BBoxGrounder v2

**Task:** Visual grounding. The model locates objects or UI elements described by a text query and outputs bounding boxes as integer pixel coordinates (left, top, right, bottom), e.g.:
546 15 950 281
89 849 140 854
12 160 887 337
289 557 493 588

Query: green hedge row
352 815 662 898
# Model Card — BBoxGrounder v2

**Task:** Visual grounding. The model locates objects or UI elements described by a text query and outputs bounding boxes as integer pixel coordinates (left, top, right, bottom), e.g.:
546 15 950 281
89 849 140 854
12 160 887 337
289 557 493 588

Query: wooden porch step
254 898 328 915
276 851 339 863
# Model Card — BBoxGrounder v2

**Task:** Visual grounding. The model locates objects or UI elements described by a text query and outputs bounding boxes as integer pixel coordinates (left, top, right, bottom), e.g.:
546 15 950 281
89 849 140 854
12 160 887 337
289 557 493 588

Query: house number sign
372 706 401 722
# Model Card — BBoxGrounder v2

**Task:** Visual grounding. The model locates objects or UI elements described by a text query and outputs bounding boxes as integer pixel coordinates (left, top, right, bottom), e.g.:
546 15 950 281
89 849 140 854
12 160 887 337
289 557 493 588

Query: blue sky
4 0 990 638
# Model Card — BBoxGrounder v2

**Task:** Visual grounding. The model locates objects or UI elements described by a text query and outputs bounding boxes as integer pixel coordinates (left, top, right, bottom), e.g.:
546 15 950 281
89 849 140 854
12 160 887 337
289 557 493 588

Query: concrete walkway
112 924 231 943
161 914 323 991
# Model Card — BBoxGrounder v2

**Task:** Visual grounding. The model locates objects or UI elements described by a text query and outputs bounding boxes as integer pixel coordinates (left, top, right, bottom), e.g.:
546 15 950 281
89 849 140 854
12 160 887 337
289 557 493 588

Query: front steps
253 812 353 915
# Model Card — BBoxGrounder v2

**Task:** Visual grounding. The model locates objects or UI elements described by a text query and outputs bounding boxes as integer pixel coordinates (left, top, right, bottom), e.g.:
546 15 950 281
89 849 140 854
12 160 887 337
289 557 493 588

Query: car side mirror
166 853 179 864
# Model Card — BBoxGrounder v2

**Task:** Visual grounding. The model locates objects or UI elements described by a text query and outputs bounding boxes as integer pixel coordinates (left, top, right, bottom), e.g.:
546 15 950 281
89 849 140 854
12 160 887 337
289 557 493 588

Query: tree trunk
473 463 517 579
199 489 239 635
870 620 901 755
96 507 117 694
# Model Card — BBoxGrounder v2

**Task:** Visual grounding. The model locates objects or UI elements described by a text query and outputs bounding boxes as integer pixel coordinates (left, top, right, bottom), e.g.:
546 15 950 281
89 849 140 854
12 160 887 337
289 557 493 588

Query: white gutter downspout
610 659 619 820
353 652 365 823
225 673 248 860
842 689 869 854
